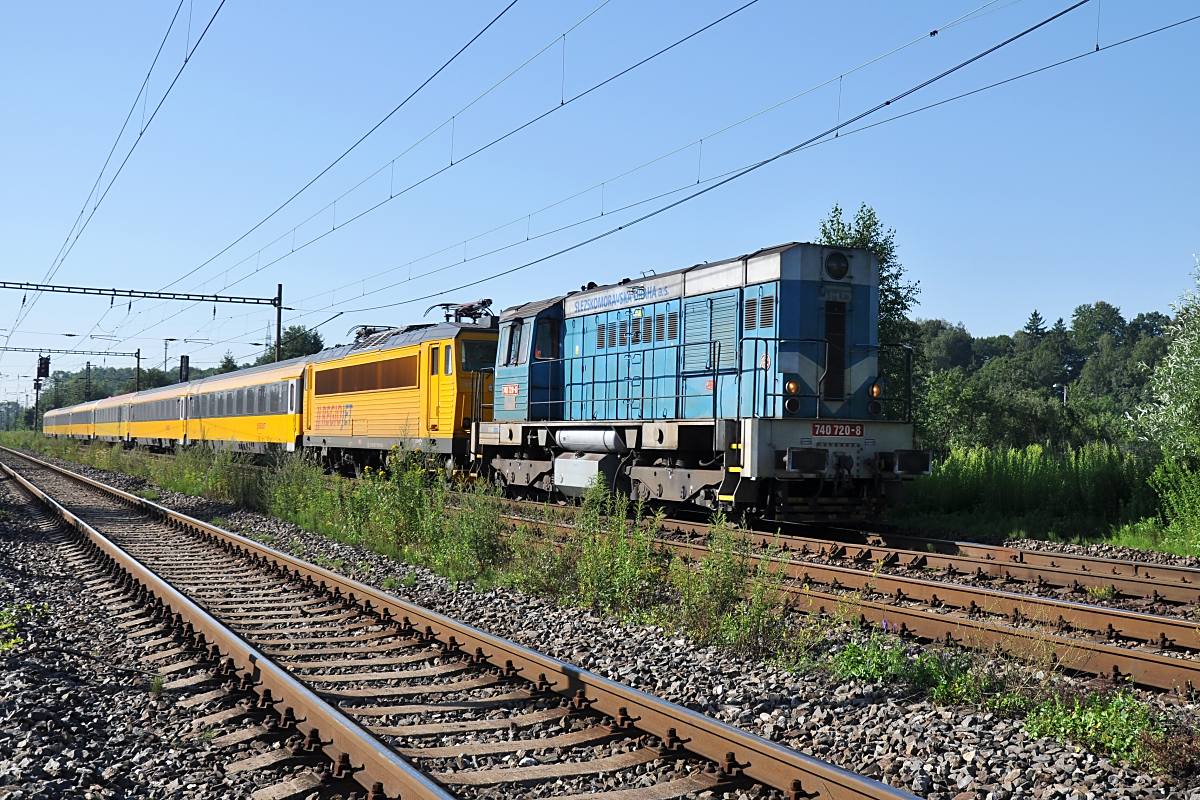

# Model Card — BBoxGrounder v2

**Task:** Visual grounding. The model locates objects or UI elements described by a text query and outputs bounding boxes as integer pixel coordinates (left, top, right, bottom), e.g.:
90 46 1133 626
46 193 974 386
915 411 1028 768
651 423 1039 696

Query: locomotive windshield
461 339 498 372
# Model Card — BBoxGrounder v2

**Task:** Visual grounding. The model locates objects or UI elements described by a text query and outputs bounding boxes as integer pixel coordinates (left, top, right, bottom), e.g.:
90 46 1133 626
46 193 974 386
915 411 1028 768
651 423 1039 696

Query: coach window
444 345 453 375
534 318 559 360
289 383 295 413
430 345 440 375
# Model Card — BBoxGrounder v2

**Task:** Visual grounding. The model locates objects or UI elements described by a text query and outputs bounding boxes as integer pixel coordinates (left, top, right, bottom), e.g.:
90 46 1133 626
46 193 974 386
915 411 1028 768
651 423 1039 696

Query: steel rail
660 537 1200 693
494 510 1200 693
0 447 915 800
495 495 1200 602
771 519 1200 589
673 532 1200 647
0 458 455 800
499 506 1200 653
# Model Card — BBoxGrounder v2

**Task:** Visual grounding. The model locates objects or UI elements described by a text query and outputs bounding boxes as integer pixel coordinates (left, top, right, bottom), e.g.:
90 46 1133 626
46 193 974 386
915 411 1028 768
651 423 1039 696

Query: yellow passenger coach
128 383 188 447
186 357 305 452
44 404 87 439
94 392 134 442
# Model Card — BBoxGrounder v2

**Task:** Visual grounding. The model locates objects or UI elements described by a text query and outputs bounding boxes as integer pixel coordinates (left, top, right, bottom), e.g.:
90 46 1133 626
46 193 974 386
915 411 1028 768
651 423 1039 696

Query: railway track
491 501 1200 693
0 446 915 800
54 444 1200 603
495 497 1200 607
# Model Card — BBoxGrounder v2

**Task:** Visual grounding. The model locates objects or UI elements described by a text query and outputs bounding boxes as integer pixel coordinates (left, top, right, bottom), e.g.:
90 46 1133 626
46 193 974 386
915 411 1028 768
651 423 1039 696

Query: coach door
427 343 442 433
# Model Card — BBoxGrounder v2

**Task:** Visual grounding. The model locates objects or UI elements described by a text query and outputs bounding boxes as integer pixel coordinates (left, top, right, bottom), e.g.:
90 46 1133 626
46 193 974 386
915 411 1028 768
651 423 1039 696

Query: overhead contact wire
341 0 1096 312
157 0 522 292
187 3 1196 361
102 0 765 348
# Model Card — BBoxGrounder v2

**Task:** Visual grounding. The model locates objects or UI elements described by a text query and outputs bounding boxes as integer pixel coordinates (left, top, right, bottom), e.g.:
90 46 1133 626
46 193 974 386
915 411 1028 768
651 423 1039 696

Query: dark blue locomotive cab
472 242 928 517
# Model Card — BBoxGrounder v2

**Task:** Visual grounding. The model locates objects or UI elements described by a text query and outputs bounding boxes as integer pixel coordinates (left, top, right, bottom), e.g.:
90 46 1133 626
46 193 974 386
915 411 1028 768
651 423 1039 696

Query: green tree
818 203 919 416
1023 309 1047 338
818 203 919 347
922 321 973 371
1071 301 1126 355
1127 311 1170 341
255 326 324 365
1138 261 1200 457
217 351 239 374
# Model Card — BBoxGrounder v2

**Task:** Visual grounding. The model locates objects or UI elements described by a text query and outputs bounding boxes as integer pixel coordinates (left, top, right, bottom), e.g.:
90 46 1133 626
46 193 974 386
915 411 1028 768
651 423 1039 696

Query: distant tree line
915 302 1169 451
817 203 1177 455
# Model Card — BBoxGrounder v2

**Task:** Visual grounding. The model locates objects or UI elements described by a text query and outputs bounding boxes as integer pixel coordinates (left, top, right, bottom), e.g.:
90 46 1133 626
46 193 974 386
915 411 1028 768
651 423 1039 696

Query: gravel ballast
20 454 1200 800
0 480 272 800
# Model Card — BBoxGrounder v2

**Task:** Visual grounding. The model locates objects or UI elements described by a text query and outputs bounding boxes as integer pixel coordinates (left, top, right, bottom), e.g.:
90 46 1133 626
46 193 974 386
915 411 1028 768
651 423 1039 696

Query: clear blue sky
0 0 1196 396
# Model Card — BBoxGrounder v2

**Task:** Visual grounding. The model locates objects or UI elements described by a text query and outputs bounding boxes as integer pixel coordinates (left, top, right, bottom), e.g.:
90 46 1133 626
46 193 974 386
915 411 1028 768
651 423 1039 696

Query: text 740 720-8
811 422 864 437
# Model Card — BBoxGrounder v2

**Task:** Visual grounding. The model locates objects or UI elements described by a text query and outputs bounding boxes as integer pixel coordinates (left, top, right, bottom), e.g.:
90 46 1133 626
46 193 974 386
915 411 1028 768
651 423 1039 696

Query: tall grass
895 442 1158 539
665 515 787 654
1111 459 1200 555
263 452 504 581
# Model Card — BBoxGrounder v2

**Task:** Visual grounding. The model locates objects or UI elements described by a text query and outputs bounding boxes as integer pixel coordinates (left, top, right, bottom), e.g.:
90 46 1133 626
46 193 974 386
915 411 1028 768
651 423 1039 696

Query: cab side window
506 320 526 366
431 345 440 375
534 318 560 360
444 345 453 375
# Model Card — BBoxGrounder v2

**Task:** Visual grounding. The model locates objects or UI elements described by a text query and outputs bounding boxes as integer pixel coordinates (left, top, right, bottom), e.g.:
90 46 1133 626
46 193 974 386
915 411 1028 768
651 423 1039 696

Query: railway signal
32 377 42 431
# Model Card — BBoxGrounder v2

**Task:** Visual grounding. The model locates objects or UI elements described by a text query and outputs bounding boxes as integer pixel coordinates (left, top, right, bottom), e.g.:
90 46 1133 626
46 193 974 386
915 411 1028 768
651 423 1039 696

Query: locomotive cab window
444 345 453 375
461 339 496 371
534 318 559 360
431 345 440 375
504 320 526 366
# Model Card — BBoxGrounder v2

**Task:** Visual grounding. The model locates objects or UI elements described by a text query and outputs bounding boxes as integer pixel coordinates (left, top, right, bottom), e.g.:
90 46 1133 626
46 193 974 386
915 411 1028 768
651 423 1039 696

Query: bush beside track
4 430 1200 780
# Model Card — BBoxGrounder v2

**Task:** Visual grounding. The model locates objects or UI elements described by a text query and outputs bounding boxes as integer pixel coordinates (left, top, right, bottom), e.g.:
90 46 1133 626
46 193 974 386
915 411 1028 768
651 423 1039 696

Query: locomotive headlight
785 379 799 395
869 381 882 400
824 251 850 280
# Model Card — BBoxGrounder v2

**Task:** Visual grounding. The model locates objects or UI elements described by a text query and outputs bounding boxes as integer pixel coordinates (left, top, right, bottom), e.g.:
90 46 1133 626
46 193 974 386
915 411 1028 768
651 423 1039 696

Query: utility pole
135 349 141 391
276 284 283 362
85 362 92 401
33 379 41 431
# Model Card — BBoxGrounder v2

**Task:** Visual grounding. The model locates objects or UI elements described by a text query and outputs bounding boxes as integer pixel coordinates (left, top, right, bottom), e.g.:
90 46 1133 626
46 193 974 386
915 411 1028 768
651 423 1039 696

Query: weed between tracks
6 433 1200 778
0 603 45 653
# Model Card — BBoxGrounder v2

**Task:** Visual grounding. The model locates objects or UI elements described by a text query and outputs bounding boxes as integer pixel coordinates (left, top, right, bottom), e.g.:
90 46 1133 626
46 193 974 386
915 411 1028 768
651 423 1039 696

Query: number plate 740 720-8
811 422 864 437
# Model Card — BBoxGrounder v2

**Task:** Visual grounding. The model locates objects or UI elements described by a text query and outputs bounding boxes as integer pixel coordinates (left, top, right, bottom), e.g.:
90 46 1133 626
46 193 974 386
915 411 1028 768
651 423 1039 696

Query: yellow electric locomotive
302 319 497 464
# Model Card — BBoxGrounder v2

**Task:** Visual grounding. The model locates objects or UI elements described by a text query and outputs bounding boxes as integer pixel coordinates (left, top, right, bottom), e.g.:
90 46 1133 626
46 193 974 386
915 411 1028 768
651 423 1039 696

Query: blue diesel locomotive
472 241 929 517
